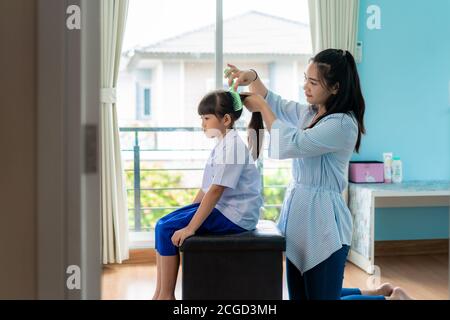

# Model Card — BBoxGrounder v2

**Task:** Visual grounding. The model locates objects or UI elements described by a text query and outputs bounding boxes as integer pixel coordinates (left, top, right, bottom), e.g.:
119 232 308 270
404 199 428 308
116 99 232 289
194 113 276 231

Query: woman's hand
224 63 257 91
171 226 195 247
241 92 269 113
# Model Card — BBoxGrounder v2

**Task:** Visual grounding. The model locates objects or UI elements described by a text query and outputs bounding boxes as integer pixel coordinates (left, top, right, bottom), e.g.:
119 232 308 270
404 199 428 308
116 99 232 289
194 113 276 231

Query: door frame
37 0 101 299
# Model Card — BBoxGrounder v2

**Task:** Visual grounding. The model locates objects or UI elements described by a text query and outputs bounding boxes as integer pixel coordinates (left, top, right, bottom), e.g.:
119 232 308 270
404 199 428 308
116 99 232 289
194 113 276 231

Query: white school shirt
201 129 262 231
266 90 358 274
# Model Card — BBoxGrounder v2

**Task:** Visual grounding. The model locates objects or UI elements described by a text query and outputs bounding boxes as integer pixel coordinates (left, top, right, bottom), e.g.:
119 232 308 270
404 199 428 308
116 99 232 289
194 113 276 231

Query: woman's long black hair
198 90 264 160
307 49 366 153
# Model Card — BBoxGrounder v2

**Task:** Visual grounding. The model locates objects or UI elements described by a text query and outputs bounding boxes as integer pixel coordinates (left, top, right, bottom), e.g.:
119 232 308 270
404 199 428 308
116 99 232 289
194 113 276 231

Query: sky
122 0 310 52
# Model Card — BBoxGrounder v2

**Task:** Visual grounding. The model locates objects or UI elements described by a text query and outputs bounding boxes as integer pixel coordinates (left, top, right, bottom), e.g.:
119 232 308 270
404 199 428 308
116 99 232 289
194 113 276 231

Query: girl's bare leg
152 252 162 300
158 254 180 300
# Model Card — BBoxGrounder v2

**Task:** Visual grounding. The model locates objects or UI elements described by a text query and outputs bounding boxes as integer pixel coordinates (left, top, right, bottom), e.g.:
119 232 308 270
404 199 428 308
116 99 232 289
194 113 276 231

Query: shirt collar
213 128 238 153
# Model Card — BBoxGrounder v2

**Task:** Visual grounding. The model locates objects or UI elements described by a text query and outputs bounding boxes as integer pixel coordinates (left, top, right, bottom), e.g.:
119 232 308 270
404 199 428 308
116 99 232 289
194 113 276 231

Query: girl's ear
223 114 232 127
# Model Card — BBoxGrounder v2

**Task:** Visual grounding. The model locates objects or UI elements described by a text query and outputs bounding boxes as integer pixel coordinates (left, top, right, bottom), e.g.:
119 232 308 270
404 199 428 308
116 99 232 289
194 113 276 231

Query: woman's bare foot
361 282 394 296
376 282 394 296
387 287 414 300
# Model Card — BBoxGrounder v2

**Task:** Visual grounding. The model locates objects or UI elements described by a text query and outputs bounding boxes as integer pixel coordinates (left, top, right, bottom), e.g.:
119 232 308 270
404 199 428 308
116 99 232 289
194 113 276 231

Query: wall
0 0 37 298
354 0 450 240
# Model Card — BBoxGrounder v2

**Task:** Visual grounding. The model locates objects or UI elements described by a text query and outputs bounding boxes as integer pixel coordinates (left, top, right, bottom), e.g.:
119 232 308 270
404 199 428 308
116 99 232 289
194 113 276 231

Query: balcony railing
119 127 290 232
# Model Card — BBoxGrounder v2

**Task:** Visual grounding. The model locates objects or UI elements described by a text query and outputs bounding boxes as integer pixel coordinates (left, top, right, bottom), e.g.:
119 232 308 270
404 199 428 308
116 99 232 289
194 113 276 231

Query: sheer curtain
308 0 360 55
100 0 130 264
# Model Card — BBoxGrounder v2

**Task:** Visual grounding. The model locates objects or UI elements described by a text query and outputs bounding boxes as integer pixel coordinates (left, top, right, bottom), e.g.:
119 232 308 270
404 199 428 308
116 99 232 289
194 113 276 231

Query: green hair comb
229 79 243 112
224 68 243 112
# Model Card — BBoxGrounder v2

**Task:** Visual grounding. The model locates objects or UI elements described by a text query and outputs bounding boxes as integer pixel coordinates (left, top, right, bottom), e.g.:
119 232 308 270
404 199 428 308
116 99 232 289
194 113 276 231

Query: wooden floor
102 254 448 300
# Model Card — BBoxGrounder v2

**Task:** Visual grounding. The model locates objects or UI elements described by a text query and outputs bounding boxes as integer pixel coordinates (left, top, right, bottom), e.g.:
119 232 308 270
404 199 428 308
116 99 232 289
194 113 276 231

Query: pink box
349 161 384 183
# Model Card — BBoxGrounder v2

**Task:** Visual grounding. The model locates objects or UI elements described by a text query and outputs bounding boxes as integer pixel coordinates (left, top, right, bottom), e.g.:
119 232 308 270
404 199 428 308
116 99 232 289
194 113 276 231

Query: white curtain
308 0 360 55
101 0 129 264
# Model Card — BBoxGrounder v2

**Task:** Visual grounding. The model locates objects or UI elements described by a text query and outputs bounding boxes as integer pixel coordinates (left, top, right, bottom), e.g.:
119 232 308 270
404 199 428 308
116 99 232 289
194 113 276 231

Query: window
118 0 311 248
143 88 151 116
206 78 229 92
136 83 152 120
223 0 311 220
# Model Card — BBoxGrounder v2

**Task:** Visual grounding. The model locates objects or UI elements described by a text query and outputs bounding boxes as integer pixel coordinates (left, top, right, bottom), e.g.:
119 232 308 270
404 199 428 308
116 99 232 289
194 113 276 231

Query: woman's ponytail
226 92 263 161
344 50 366 152
238 93 264 160
247 111 264 161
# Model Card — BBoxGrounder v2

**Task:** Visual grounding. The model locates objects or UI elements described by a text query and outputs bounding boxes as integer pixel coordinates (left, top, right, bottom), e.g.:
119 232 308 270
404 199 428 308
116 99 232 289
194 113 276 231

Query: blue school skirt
155 203 247 256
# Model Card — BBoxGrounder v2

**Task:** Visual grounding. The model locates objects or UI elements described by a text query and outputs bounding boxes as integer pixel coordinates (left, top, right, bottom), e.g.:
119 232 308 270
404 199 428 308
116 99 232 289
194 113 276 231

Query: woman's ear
331 82 339 95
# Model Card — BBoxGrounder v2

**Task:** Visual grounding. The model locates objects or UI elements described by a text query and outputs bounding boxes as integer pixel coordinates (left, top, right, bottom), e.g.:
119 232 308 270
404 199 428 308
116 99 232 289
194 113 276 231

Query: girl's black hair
198 90 264 160
307 49 366 153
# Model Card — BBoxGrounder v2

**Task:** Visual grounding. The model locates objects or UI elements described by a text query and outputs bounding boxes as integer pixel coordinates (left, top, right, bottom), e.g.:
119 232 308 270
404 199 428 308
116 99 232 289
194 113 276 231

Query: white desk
347 181 450 274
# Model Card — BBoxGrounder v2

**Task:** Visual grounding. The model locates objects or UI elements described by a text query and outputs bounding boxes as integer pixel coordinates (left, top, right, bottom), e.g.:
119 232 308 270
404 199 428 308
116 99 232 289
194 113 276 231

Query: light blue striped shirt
266 90 358 273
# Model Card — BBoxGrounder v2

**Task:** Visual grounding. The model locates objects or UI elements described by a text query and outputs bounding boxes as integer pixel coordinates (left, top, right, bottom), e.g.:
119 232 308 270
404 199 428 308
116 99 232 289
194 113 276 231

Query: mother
226 49 365 300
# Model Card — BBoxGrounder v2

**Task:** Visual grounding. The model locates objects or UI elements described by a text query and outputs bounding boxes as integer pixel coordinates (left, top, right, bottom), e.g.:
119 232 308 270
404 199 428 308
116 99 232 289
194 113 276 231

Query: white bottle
383 152 393 183
392 157 403 183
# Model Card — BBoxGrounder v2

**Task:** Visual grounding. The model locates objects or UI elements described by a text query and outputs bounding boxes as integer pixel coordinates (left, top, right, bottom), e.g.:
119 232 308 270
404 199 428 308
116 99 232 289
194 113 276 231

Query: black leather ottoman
179 220 286 300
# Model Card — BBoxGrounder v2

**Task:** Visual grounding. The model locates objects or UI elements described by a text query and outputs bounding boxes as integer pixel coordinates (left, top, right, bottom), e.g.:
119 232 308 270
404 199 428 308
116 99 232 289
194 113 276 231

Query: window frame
128 0 298 248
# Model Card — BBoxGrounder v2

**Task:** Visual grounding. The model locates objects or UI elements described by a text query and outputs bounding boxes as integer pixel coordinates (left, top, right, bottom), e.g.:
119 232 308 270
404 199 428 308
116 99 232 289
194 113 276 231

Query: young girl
152 90 264 300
